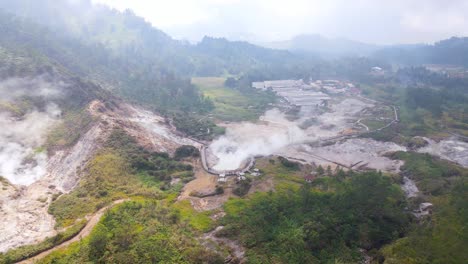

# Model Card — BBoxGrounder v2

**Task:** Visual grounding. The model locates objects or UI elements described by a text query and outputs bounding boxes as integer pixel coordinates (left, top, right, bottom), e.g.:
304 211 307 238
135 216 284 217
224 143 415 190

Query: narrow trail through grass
19 199 129 264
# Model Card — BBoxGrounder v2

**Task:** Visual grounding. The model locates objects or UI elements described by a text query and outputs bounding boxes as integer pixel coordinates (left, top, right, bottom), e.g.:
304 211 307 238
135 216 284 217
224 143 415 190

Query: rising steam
209 109 308 170
0 76 65 185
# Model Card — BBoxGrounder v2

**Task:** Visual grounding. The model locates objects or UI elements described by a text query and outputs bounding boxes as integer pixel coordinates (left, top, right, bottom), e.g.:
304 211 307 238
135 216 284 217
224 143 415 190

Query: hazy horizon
91 0 468 45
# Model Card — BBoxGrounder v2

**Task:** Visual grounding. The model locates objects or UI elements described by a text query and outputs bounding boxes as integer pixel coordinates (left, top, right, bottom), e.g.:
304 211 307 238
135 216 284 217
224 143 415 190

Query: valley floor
1 82 467 264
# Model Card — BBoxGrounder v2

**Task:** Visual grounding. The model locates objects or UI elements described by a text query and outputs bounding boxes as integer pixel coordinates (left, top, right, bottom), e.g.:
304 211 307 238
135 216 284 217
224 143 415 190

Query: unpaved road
18 199 128 264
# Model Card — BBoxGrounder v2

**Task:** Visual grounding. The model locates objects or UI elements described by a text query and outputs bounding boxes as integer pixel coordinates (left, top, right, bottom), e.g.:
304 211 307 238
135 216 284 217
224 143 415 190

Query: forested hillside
0 0 398 95
373 37 468 66
0 9 214 114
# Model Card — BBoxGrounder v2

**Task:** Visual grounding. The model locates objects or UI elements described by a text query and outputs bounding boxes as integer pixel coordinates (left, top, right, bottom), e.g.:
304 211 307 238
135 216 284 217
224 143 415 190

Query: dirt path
18 199 128 264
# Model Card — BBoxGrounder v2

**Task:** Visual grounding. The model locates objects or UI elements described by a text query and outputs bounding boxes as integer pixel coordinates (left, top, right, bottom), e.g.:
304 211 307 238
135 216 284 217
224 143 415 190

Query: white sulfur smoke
0 107 61 185
0 76 65 185
0 76 64 101
208 99 375 171
209 109 308 170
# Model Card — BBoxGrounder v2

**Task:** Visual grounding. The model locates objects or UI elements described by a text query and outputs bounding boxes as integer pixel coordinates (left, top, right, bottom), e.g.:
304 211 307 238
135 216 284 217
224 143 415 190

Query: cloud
92 0 468 44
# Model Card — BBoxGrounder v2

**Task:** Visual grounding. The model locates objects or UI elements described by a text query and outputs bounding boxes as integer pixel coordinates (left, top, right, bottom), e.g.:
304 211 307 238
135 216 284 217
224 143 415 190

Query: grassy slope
381 152 468 263
37 200 222 264
192 77 275 122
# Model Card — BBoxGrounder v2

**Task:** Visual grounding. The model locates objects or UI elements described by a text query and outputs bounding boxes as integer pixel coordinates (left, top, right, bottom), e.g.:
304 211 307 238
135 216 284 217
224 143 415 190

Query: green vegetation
174 145 200 160
278 156 301 171
382 152 468 263
0 220 86 264
215 153 467 263
192 77 276 122
171 112 223 140
39 200 223 264
255 157 309 188
389 151 466 196
1 2 467 264
220 171 409 263
48 152 140 227
233 178 252 197
374 37 468 67
46 109 94 151
360 67 468 139
30 129 221 263
382 185 468 264
49 129 193 227
172 200 214 232
0 8 212 115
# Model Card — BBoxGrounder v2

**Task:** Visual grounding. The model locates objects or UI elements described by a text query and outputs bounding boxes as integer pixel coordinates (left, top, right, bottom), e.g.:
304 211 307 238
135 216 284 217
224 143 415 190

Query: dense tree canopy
220 172 410 263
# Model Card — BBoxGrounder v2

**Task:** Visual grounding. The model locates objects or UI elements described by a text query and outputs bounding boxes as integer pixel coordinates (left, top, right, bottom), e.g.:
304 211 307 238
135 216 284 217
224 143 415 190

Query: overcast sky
92 0 468 44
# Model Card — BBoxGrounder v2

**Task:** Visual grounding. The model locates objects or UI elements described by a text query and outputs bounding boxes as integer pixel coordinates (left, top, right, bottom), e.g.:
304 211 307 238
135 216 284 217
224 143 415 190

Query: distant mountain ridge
1 0 467 87
373 37 468 67
265 34 468 67
264 34 381 57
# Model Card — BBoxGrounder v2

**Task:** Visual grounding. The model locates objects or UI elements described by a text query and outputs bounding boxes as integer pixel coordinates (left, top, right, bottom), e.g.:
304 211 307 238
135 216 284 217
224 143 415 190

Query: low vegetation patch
174 145 200 160
172 112 224 140
0 220 86 264
46 109 93 152
233 178 252 197
172 200 214 232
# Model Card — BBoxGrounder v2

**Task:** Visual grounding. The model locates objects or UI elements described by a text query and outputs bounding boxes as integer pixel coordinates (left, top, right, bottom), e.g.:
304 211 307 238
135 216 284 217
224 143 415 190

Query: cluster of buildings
252 79 359 109
217 169 261 183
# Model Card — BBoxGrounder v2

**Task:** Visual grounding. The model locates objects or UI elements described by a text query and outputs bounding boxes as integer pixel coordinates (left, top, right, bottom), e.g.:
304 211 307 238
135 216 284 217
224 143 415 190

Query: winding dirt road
18 199 128 264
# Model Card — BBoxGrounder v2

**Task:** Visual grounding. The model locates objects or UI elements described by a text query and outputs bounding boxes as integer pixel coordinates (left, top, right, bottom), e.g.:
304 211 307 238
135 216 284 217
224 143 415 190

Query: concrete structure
252 82 266 90
200 145 256 181
218 177 227 183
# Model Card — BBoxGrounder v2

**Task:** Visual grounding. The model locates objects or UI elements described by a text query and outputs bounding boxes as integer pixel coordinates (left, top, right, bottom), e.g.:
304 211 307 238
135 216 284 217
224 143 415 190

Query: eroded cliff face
0 99 201 252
